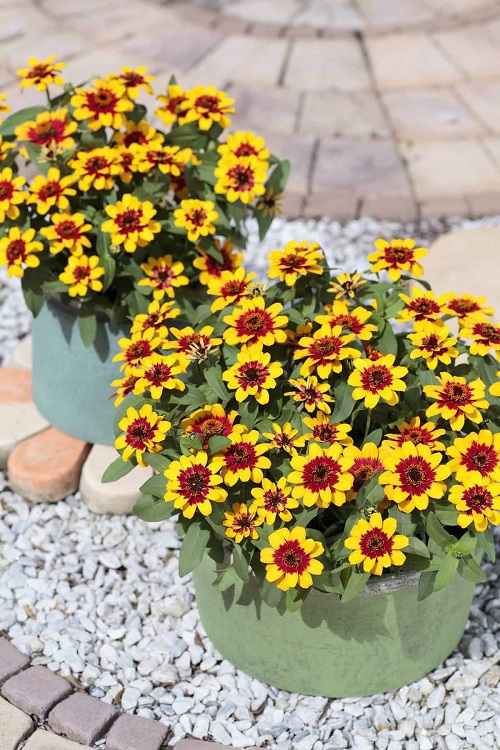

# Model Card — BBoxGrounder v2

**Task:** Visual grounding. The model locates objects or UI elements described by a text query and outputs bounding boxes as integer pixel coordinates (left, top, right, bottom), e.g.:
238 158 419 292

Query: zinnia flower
302 413 353 446
70 147 121 191
180 86 235 131
214 154 267 204
207 267 255 312
115 403 170 466
132 354 186 399
408 322 458 370
15 109 77 152
108 66 155 99
71 79 134 131
295 325 358 379
345 513 408 576
155 83 188 126
164 452 227 518
0 167 26 221
223 296 288 348
288 442 354 508
218 131 269 162
58 255 105 297
210 425 271 486
130 299 180 338
222 346 283 404
268 240 324 287
173 199 219 243
138 255 189 300
380 443 450 513
133 144 192 176
40 212 92 257
17 55 65 90
261 527 324 591
317 302 377 341
367 238 427 281
193 240 243 285
223 503 263 542
180 404 238 447
163 326 222 367
446 430 500 484
397 287 446 324
285 376 334 414
383 416 446 452
459 316 500 358
424 373 488 431
113 329 163 370
448 479 500 532
442 292 494 320
328 272 367 300
343 442 385 500
110 372 140 407
262 422 305 455
27 168 76 215
0 227 42 278
347 354 408 408
101 194 161 253
250 477 298 524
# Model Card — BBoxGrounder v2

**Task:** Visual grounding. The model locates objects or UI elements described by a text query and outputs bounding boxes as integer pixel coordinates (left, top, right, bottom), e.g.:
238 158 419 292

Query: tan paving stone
299 90 389 137
383 88 483 140
367 32 462 90
456 80 500 134
261 133 315 195
434 24 500 79
121 18 225 73
7 427 90 504
358 0 436 30
420 195 470 219
467 191 500 218
1 29 89 75
280 191 305 218
48 692 119 745
63 3 176 44
188 35 288 87
61 50 145 87
24 729 92 750
311 138 413 216
304 192 358 221
37 0 105 15
424 226 500 318
227 84 300 136
0 696 34 750
284 38 370 91
402 138 500 200
8 335 32 370
226 0 300 24
80 445 153 515
291 0 365 31
361 193 418 221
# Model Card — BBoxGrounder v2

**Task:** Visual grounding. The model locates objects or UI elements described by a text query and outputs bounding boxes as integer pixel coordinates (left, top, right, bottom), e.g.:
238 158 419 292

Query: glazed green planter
193 553 477 697
32 295 128 446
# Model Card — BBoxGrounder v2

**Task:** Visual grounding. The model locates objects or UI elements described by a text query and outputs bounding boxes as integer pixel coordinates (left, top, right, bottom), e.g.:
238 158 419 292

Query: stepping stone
175 742 235 750
79 445 153 515
0 636 30 683
424 226 500 319
23 729 92 750
7 428 90 504
1 665 72 719
48 692 119 745
0 696 34 750
0 368 49 469
9 334 33 370
105 714 168 750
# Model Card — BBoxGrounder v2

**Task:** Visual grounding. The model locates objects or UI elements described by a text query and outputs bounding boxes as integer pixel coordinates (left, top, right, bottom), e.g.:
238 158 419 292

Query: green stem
363 410 372 443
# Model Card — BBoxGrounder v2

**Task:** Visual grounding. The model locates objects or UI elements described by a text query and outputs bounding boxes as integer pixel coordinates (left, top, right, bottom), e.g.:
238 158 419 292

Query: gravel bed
1 216 500 750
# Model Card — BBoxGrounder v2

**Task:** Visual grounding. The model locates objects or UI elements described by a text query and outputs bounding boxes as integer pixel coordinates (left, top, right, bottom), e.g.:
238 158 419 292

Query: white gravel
1 215 500 750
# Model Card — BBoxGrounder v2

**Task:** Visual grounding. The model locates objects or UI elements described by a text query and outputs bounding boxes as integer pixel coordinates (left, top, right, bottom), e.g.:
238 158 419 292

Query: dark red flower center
188 208 207 227
233 512 256 531
227 164 255 189
179 465 211 504
400 427 431 446
350 457 382 490
239 361 267 387
359 528 393 559
234 143 259 157
462 442 498 476
57 221 80 240
124 131 148 147
263 489 287 512
85 156 110 173
115 209 143 233
198 417 228 440
6 239 26 262
195 95 220 112
411 298 440 317
450 299 480 315
303 456 339 491
0 181 13 200
361 365 393 393
280 254 307 271
443 382 471 405
27 64 53 80
274 539 310 574
151 266 174 288
225 441 256 469
463 485 493 513
397 457 434 496
166 95 187 115
310 335 342 359
145 363 172 385
72 265 91 281
221 279 247 298
39 181 62 200
126 417 155 449
126 340 151 363
236 309 274 341
313 424 337 443
474 322 500 345
27 119 66 145
385 246 413 264
88 89 118 112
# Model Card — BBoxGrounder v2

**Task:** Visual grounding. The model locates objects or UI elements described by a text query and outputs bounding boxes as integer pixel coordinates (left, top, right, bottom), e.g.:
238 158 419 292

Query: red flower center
28 119 66 146
462 442 498 476
361 365 393 393
234 143 259 157
411 298 440 318
239 361 267 387
0 181 13 200
126 340 151 363
273 433 294 449
85 156 110 173
350 457 383 491
151 266 174 288
124 131 148 147
280 254 307 271
303 456 340 491
385 246 413 264
146 149 174 166
400 427 431 446
118 374 139 396
228 164 255 189
72 265 91 282
274 539 310 574
225 441 256 470
115 209 143 233
195 95 221 113
88 88 118 113
145 363 172 386
122 72 145 86
27 64 52 80
6 239 26 263
221 279 247 298
450 299 480 315
236 309 274 341
474 322 500 345
126 417 155 449
310 335 342 359
442 382 471 405
198 417 228 439
39 181 62 200
359 528 393 559
233 512 256 531
57 221 80 240
263 489 287 512
300 385 323 405
188 208 207 227
313 424 337 443
463 485 493 513
397 457 434 496
166 95 187 115
179 465 211 504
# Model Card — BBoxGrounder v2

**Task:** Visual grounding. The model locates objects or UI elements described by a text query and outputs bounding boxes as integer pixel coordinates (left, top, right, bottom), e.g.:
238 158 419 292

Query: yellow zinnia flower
348 354 408 409
0 93 10 123
207 267 255 313
163 325 222 367
70 147 121 192
179 86 235 131
110 372 140 407
446 430 500 484
155 84 188 126
383 416 446 453
40 212 92 257
268 240 324 287
222 346 283 404
317 301 377 341
0 227 42 278
133 143 192 176
302 413 353 446
424 373 488 431
295 324 358 379
132 353 186 399
396 287 446 324
262 422 305 455
223 502 263 543
218 131 270 162
328 272 367 300
223 296 288 348
343 442 385 501
214 154 267 204
113 119 161 149
193 240 243 285
113 328 163 371
17 55 65 90
250 477 299 524
108 65 155 99
408 321 458 370
261 527 324 591
58 254 105 297
102 194 161 253
115 403 170 466
380 443 450 513
0 167 26 221
164 451 227 518
459 315 500 358
448 478 500 532
28 167 76 215
210 425 271 486
345 513 408 576
285 376 334 414
71 79 134 131
138 255 189 300
173 199 219 243
15 109 77 153
367 238 427 281
442 292 494 320
180 404 238 447
288 442 354 508
130 299 180 338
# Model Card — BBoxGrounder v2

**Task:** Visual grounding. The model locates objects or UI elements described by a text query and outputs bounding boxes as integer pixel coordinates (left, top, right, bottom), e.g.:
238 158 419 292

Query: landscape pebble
1 215 500 748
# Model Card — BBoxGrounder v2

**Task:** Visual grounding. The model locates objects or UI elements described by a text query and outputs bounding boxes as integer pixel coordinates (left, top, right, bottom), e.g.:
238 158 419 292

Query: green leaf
458 556 487 584
426 512 457 549
433 553 459 592
260 578 283 608
387 505 417 537
0 106 46 137
205 366 230 402
144 452 171 473
101 456 134 483
178 521 211 577
451 532 477 556
364 428 383 447
332 380 355 422
208 435 231 454
285 587 307 612
341 569 370 603
43 280 68 293
232 544 250 582
78 310 97 348
24 142 52 175
139 474 166 497
418 570 437 601
476 526 496 562
405 536 431 558
214 566 240 592
133 494 176 522
433 504 460 527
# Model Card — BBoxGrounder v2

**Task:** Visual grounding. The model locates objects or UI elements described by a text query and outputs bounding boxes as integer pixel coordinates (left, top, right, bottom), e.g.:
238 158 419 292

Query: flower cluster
0 57 288 344
110 235 500 606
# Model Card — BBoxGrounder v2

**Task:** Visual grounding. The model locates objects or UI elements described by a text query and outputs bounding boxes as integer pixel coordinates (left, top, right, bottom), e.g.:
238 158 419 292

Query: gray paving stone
175 741 235 750
1 666 72 719
0 696 34 750
0 637 30 683
23 729 92 750
105 714 168 750
48 692 119 745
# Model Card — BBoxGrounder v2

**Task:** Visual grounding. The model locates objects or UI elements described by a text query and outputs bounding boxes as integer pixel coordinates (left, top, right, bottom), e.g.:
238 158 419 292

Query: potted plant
0 55 288 444
110 236 499 697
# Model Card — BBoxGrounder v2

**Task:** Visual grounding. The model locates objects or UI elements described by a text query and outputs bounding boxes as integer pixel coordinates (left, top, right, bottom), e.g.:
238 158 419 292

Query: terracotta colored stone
80 445 153 515
423 227 500 319
23 730 92 750
8 335 32 370
1 666 72 719
105 714 168 750
48 692 119 745
0 696 34 750
0 404 49 470
7 428 90 504
0 637 30 683
0 368 33 404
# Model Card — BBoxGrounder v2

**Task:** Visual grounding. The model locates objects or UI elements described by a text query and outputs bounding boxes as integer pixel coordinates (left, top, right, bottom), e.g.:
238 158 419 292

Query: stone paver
0 403 49 470
9 335 32 370
105 714 168 750
1 0 500 219
0 367 33 404
7 428 90 504
48 692 119 745
23 730 92 750
79 444 153 515
175 742 234 750
0 637 30 683
424 226 500 319
1 666 72 719
0 696 34 750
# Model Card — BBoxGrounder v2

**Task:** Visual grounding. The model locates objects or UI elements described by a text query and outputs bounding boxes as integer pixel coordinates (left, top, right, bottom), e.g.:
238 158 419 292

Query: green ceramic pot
193 553 477 697
32 295 128 446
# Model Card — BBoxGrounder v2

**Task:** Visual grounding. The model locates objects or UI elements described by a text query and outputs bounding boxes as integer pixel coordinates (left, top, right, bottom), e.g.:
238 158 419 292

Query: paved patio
2 0 500 220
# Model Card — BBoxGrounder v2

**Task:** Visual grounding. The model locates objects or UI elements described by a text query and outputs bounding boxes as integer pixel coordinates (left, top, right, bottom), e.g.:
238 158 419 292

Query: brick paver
48 692 119 745
0 696 34 750
105 714 168 750
2 0 500 220
0 368 33 405
0 637 30 684
1 666 72 719
23 730 92 750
